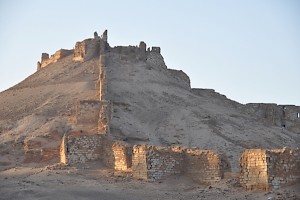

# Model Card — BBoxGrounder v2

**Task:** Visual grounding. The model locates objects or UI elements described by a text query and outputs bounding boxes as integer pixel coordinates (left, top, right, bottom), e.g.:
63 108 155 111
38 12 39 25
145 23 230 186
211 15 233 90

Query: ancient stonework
73 41 87 61
40 49 73 69
98 100 112 134
60 132 103 164
244 104 300 132
52 30 299 191
240 148 300 191
112 142 132 171
132 145 184 181
184 149 223 184
132 145 223 184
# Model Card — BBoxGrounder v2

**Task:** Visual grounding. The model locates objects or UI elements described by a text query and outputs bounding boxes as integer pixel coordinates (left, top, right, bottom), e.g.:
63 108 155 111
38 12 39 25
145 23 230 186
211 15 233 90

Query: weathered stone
240 148 300 191
40 49 73 68
132 145 223 183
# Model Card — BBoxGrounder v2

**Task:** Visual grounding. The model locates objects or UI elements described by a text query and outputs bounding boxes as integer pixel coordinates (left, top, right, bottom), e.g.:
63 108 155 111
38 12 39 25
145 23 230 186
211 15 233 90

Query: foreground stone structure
132 145 222 184
240 148 300 191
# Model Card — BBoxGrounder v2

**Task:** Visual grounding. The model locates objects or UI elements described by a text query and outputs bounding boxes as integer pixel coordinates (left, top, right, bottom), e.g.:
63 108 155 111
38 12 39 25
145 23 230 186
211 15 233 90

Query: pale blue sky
0 0 299 105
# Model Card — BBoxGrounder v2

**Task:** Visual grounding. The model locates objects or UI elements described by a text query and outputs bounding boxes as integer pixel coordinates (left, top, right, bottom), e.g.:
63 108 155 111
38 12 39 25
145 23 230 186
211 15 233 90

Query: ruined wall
184 149 223 184
240 149 269 191
73 41 87 61
39 49 73 69
73 37 101 62
110 45 145 62
132 145 223 183
240 148 300 191
98 100 112 134
139 41 147 61
146 47 167 69
112 142 132 171
267 148 300 189
244 104 300 133
60 133 132 171
60 132 103 164
132 145 184 181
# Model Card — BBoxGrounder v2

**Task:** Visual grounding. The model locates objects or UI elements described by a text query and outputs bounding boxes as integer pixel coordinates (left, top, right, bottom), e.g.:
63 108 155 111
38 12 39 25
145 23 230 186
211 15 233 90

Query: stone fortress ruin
36 30 300 191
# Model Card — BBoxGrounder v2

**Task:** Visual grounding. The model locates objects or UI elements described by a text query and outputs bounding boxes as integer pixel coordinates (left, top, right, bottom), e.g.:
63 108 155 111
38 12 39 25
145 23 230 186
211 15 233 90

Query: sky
0 0 299 105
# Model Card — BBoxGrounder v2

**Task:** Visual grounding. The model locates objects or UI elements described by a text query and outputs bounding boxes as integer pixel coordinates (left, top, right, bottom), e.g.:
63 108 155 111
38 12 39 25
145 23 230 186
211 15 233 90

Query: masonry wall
240 148 300 191
146 48 167 69
132 145 223 183
184 149 223 184
240 149 269 191
132 145 184 181
40 49 73 69
132 145 148 179
112 142 132 171
60 133 133 171
244 104 300 133
98 100 112 134
267 148 300 189
61 133 103 164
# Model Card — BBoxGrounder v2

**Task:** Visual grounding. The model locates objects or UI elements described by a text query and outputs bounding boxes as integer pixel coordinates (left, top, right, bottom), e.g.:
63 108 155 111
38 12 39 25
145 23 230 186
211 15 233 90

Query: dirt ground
0 162 299 200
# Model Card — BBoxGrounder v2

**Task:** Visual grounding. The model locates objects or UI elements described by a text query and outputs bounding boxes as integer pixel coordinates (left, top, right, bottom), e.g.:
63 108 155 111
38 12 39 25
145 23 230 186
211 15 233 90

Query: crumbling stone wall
98 100 112 134
240 149 269 191
240 148 300 191
244 104 300 133
60 133 132 171
110 45 145 62
267 148 300 189
39 49 73 69
184 149 223 184
112 142 132 171
73 37 101 62
60 132 103 164
139 41 147 61
132 145 223 183
73 41 87 61
132 145 184 181
146 47 167 69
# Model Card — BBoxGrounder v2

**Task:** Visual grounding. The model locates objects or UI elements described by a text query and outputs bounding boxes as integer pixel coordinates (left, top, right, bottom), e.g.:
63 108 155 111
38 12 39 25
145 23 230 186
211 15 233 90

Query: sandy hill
0 31 299 173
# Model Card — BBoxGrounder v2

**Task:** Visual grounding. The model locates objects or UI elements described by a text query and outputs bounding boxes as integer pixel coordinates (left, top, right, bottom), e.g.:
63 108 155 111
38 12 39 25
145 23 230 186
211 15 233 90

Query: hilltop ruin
0 30 299 192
